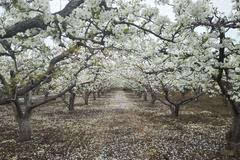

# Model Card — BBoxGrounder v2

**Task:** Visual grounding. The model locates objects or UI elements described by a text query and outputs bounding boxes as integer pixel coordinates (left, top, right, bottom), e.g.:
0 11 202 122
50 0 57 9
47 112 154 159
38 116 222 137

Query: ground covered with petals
0 90 237 160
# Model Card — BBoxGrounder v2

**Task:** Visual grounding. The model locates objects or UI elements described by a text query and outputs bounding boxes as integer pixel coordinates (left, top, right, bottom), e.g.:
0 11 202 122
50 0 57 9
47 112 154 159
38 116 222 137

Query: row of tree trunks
135 90 196 118
135 91 157 103
13 89 106 141
17 89 106 141
66 90 105 112
135 91 148 101
85 90 106 104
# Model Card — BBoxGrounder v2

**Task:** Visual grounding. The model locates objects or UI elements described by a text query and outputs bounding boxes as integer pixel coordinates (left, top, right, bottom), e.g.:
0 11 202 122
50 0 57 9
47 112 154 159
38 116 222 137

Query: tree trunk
97 91 101 98
24 91 32 106
68 90 76 112
44 91 49 100
143 92 147 101
222 96 228 107
226 114 240 155
170 105 180 117
84 92 90 105
17 115 32 142
24 93 28 106
150 93 156 104
93 92 96 100
137 92 142 98
32 85 40 95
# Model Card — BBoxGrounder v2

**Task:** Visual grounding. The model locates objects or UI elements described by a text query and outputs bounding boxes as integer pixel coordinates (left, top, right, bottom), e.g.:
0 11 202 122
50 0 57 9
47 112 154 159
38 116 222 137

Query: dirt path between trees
94 90 150 159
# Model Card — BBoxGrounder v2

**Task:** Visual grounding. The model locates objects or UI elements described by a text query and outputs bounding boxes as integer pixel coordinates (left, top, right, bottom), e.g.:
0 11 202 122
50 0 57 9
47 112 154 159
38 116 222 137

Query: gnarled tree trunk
16 92 33 141
68 90 76 112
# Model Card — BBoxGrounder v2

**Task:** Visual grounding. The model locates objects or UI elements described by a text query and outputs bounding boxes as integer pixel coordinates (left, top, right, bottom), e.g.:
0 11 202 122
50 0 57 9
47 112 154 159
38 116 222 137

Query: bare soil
0 90 237 160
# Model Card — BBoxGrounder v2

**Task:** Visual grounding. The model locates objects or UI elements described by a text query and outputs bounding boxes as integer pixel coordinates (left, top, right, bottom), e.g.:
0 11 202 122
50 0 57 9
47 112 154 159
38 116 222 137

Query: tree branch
17 50 70 96
1 0 85 39
115 21 175 43
27 83 76 113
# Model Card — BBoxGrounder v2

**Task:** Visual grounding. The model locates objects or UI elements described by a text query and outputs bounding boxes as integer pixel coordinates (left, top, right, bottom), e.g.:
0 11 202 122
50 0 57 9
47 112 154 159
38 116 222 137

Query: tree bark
150 93 156 104
97 91 101 98
17 115 32 142
24 93 28 106
143 92 147 101
1 0 85 39
68 90 76 112
170 105 180 117
84 92 90 105
137 92 142 98
93 92 96 100
222 96 228 107
24 91 32 106
226 113 240 155
44 91 49 100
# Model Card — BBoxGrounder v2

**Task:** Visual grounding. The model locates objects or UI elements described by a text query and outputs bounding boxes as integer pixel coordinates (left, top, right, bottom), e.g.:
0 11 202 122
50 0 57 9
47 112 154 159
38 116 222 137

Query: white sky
212 0 232 16
50 0 68 12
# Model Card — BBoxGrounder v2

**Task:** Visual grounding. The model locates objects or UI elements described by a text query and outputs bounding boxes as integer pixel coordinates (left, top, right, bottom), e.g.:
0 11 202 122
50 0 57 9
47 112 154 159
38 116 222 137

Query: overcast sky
212 0 232 15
